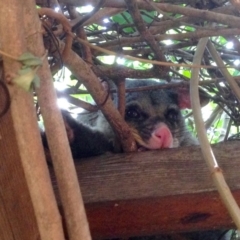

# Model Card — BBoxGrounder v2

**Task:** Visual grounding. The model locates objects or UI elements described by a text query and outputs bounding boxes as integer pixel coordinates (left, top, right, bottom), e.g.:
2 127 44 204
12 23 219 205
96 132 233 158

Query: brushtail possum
42 80 197 158
42 79 200 158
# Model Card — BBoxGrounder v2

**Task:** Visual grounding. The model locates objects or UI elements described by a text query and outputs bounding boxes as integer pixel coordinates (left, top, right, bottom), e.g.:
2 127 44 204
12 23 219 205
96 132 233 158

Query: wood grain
0 109 40 240
51 141 240 239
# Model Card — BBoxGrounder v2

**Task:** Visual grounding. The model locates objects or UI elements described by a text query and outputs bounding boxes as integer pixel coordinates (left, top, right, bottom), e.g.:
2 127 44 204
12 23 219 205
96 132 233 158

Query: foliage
37 0 240 144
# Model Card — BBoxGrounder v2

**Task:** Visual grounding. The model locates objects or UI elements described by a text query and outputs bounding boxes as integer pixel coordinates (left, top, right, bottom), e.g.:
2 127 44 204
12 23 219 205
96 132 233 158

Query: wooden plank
0 107 39 240
51 141 240 238
0 84 65 239
86 191 235 239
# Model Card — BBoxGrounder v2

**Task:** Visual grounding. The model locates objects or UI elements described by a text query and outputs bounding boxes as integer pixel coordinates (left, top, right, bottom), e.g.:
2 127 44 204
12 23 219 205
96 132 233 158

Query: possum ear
177 87 210 109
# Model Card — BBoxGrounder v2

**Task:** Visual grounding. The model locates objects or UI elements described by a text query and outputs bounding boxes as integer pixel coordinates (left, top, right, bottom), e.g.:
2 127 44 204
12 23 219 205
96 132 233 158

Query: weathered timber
51 140 240 239
0 1 65 239
0 101 40 240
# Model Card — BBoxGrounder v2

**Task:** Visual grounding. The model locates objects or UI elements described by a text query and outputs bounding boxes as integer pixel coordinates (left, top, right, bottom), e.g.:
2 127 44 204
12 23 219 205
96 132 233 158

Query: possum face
124 80 190 150
125 101 184 149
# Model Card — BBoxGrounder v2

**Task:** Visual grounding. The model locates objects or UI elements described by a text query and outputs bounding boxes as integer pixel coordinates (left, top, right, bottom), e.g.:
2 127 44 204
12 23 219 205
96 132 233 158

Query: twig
35 6 92 240
70 7 123 27
204 105 223 130
77 36 219 69
99 28 240 51
72 0 106 31
224 118 232 141
57 90 98 111
190 37 240 230
0 80 11 118
101 1 240 29
116 79 126 117
207 41 240 102
125 0 169 76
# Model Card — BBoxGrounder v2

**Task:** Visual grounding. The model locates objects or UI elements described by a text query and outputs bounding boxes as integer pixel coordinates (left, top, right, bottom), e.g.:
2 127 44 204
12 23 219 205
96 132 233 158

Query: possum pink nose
153 124 173 148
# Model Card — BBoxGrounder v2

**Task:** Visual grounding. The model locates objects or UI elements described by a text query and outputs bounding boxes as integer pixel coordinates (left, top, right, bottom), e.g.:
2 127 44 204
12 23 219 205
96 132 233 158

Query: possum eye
165 107 180 122
125 108 141 119
125 104 148 120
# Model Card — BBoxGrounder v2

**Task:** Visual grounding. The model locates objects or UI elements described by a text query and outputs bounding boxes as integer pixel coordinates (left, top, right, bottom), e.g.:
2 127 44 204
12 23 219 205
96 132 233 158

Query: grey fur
78 79 198 152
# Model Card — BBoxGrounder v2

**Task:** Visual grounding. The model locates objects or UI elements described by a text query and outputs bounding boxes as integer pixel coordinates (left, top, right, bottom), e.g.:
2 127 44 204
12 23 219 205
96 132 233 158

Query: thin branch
71 0 106 31
116 79 126 117
60 1 240 28
190 37 240 230
67 5 93 64
207 41 240 102
57 90 98 111
204 105 223 130
32 6 92 240
125 0 169 76
100 28 240 50
70 7 124 27
77 37 219 69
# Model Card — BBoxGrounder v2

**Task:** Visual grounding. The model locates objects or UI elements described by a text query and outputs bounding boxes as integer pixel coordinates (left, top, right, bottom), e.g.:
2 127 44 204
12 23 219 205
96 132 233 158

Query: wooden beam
0 101 40 240
51 141 240 239
0 1 66 239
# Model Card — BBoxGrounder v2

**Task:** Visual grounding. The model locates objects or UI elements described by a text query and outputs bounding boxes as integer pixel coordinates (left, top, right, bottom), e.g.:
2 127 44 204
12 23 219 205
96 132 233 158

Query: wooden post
0 0 65 239
0 103 40 240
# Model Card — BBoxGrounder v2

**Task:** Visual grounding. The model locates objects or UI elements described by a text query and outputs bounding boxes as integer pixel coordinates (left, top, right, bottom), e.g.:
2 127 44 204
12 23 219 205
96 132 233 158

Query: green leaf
141 10 156 24
13 68 35 91
219 36 227 45
33 75 40 88
18 67 32 75
70 74 77 80
18 52 42 67
184 26 195 32
182 70 191 78
232 69 240 76
18 52 36 61
112 12 135 33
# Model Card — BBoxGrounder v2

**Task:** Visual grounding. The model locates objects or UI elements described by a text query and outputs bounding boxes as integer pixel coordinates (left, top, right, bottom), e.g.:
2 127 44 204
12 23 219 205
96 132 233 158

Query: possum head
122 80 197 150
